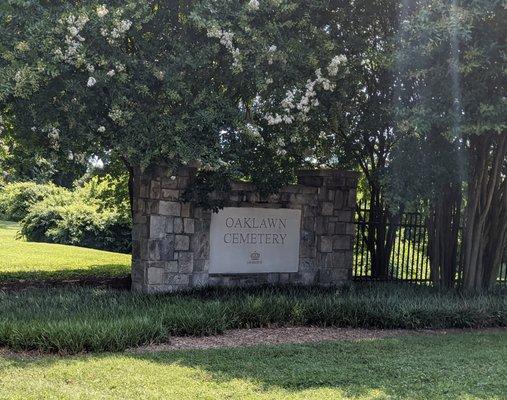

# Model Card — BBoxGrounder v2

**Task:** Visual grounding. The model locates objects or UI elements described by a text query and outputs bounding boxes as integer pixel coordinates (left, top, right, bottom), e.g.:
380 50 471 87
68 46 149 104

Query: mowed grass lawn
0 220 131 282
0 332 505 399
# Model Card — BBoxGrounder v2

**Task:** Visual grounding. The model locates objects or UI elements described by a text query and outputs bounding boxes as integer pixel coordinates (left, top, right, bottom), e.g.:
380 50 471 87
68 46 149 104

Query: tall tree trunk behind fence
462 133 507 291
428 181 462 288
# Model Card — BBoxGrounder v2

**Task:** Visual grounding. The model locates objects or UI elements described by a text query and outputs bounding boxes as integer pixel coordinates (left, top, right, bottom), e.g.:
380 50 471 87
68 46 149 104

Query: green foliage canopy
0 0 352 184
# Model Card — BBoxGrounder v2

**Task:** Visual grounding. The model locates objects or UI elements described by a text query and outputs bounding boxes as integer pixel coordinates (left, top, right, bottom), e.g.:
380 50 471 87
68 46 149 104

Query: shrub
0 182 69 221
21 197 131 253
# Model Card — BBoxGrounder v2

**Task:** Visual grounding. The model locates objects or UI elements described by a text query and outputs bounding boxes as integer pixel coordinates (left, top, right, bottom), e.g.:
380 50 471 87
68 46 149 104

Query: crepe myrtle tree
0 0 351 208
394 0 506 291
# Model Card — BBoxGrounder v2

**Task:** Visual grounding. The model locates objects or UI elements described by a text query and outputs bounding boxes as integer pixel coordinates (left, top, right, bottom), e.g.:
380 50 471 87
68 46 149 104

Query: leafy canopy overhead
0 0 351 176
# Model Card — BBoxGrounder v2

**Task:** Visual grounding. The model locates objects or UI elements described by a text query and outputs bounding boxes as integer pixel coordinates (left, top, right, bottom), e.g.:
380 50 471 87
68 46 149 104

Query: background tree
307 0 403 279
394 0 506 290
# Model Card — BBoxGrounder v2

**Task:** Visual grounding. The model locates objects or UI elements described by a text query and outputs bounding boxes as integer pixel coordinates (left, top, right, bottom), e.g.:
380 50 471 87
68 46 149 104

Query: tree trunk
462 133 507 291
365 185 401 279
428 181 462 288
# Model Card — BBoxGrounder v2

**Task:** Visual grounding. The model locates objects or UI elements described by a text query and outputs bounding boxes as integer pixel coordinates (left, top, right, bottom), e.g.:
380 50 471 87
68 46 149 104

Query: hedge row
0 283 505 353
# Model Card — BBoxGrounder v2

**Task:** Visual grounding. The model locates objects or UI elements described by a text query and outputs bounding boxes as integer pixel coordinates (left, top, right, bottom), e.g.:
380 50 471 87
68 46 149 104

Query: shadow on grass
0 264 131 287
1 333 505 399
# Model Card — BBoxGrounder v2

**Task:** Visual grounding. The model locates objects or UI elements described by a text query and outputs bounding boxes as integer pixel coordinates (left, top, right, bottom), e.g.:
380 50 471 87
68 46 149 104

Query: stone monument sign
131 166 359 293
210 207 301 274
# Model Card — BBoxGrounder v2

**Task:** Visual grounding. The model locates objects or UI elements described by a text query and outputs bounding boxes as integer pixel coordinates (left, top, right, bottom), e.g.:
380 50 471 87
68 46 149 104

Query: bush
0 283 505 353
21 197 131 253
0 182 69 221
16 175 132 253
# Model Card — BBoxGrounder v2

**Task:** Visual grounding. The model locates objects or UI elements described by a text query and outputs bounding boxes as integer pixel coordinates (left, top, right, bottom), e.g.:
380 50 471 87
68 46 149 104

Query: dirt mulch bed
127 326 507 354
1 327 504 358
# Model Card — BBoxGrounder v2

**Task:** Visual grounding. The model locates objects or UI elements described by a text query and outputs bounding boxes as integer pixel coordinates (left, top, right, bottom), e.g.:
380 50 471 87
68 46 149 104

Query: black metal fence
353 201 507 285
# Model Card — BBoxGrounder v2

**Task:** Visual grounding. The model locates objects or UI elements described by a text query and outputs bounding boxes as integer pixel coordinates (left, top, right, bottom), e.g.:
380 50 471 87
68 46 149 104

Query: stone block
139 239 149 260
321 202 334 216
166 261 179 273
247 192 260 203
267 273 280 284
325 252 349 269
317 187 328 201
315 216 326 235
173 217 183 234
303 205 317 218
279 273 290 284
192 232 210 259
334 222 347 234
347 189 357 208
161 189 179 201
194 259 210 272
165 217 174 233
132 223 147 240
192 273 209 287
177 176 189 189
334 210 353 222
300 231 315 257
334 190 345 208
175 235 190 251
300 271 316 285
346 223 356 235
166 274 190 286
134 199 145 213
139 180 150 198
298 175 323 187
319 236 333 252
145 201 159 214
303 217 314 230
178 252 194 273
181 203 191 218
150 180 161 199
318 268 349 283
183 218 195 233
147 267 164 285
333 235 351 250
161 177 178 189
149 215 167 239
299 257 316 271
324 176 345 188
131 261 145 283
159 201 181 216
148 237 174 261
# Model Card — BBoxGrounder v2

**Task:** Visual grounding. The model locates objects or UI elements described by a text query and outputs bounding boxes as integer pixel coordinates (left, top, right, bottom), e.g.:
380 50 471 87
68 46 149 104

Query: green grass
0 332 505 399
1 284 505 353
0 220 131 282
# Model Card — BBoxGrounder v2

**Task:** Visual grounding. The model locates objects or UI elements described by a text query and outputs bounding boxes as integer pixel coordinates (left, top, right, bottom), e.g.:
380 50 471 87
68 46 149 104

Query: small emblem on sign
248 251 262 264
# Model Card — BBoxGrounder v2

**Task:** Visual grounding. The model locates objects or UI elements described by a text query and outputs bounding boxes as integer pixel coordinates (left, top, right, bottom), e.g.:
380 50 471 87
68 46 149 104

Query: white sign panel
209 207 301 274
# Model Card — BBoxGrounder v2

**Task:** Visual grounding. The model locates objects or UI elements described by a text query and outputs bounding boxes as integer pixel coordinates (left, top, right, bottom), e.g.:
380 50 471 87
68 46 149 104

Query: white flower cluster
327 54 347 76
87 77 97 87
97 126 106 133
101 19 132 45
264 54 347 126
55 14 89 64
108 106 132 127
267 45 277 65
247 0 260 11
43 126 61 149
207 27 241 70
96 5 109 18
